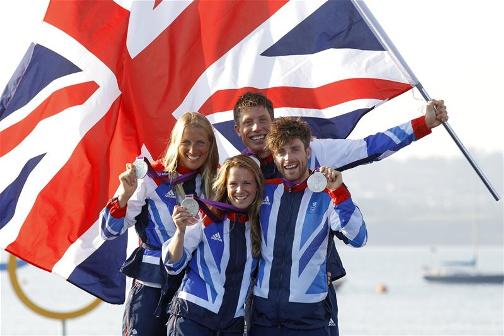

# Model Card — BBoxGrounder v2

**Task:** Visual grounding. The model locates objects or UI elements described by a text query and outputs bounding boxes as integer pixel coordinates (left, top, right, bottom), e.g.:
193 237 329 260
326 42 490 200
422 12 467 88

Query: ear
234 123 241 136
306 146 312 159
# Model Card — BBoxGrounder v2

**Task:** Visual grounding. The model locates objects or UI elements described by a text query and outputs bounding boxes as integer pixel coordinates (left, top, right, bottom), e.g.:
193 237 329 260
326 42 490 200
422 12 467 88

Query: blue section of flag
262 0 384 57
306 108 371 140
0 153 46 229
212 120 246 152
67 234 127 304
213 108 370 151
0 44 81 122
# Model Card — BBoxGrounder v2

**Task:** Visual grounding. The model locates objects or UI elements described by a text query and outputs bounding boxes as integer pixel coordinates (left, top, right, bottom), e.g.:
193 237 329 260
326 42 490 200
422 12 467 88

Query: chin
282 172 298 181
186 161 203 170
233 201 251 210
247 145 261 152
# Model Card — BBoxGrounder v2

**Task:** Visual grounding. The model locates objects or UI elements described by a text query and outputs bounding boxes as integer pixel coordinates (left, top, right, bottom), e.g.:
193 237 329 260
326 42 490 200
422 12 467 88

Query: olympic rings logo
7 255 102 320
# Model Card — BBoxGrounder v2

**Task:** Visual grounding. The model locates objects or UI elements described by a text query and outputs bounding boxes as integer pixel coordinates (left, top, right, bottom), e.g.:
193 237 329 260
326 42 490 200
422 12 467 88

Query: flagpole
352 0 501 201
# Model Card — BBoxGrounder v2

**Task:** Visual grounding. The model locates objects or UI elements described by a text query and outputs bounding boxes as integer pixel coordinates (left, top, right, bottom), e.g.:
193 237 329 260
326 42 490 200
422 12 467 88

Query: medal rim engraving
307 171 327 192
133 159 148 179
181 197 199 216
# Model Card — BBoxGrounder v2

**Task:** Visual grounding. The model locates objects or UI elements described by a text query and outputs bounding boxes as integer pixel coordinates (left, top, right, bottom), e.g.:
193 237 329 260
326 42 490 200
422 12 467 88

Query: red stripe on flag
6 98 138 271
197 79 412 115
153 0 163 10
122 0 287 158
43 0 129 74
0 82 98 157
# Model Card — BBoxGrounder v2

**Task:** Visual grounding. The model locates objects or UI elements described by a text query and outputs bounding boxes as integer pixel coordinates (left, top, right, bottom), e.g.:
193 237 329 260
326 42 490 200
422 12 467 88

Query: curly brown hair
233 92 274 124
266 117 311 154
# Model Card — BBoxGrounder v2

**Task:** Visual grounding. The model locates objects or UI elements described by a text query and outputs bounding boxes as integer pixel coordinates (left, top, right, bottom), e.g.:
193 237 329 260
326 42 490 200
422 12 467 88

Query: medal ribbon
141 157 198 185
191 195 247 224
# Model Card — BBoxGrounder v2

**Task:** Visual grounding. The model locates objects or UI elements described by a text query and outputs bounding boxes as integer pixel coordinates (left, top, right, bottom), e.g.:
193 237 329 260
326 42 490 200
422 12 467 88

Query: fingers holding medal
307 171 327 192
118 163 138 205
173 203 198 232
133 157 148 179
318 166 343 191
181 196 200 217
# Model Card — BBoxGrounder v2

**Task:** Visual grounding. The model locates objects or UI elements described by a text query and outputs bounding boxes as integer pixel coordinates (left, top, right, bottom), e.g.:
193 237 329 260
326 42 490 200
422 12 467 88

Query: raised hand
319 166 343 191
117 163 138 207
425 99 448 129
172 205 198 233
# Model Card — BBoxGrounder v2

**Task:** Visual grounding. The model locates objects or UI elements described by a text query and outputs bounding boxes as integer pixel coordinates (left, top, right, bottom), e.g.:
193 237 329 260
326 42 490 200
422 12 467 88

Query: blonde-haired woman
163 155 263 335
100 112 218 336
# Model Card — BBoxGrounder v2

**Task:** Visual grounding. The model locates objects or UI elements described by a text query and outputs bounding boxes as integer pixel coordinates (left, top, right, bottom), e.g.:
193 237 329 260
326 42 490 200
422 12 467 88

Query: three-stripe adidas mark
211 232 222 242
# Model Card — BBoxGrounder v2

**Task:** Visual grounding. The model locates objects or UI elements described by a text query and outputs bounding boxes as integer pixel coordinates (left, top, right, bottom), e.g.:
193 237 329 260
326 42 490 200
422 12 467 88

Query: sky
0 0 503 162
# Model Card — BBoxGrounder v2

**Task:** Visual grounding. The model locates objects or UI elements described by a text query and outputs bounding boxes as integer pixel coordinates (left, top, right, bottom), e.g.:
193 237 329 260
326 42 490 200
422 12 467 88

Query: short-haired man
234 92 448 334
250 117 366 335
233 92 448 178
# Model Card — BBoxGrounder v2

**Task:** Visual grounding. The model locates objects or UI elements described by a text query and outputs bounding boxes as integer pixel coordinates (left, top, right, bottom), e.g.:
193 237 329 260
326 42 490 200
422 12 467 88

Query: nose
251 121 259 132
235 184 242 193
187 143 195 154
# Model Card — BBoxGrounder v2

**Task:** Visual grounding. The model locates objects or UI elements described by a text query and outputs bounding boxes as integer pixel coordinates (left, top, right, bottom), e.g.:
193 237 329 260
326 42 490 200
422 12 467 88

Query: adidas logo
165 190 176 198
262 196 270 205
210 232 222 242
328 318 336 327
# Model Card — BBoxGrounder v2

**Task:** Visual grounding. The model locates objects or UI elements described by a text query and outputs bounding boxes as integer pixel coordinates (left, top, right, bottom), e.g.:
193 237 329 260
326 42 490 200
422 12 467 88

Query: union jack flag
0 0 415 303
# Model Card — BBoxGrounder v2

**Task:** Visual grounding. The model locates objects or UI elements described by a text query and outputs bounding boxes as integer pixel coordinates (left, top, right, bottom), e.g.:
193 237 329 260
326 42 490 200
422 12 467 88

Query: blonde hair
161 112 219 198
211 155 263 257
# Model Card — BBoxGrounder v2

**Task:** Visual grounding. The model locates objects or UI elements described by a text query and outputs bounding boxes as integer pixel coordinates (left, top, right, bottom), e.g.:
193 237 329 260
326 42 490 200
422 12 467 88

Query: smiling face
273 138 311 184
234 105 273 158
177 125 211 171
226 166 258 210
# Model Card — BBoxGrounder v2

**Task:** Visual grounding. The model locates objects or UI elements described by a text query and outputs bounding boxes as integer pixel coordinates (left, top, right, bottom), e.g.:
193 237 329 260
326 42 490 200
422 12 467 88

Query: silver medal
307 171 327 192
133 158 148 179
181 197 199 216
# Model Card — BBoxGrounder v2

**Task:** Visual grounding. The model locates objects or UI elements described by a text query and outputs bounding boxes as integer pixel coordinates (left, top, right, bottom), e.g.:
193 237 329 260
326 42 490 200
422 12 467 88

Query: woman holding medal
163 155 263 336
99 112 219 336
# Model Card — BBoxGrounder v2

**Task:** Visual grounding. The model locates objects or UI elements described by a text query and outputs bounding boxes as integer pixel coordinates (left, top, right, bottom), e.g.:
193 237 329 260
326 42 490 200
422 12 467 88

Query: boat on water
423 269 504 284
423 256 504 284
423 220 504 284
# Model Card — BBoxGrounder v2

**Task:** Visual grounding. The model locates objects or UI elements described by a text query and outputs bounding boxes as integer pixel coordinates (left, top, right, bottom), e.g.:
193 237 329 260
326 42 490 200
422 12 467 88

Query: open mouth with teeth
231 194 251 208
185 154 201 161
249 134 266 144
283 163 298 171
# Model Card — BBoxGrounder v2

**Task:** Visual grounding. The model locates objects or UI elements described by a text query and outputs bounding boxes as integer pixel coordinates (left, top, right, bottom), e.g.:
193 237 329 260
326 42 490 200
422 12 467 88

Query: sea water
1 246 502 335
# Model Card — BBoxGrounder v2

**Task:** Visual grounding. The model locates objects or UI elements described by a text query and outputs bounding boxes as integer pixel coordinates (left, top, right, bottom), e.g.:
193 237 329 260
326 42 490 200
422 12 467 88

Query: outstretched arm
311 100 449 171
